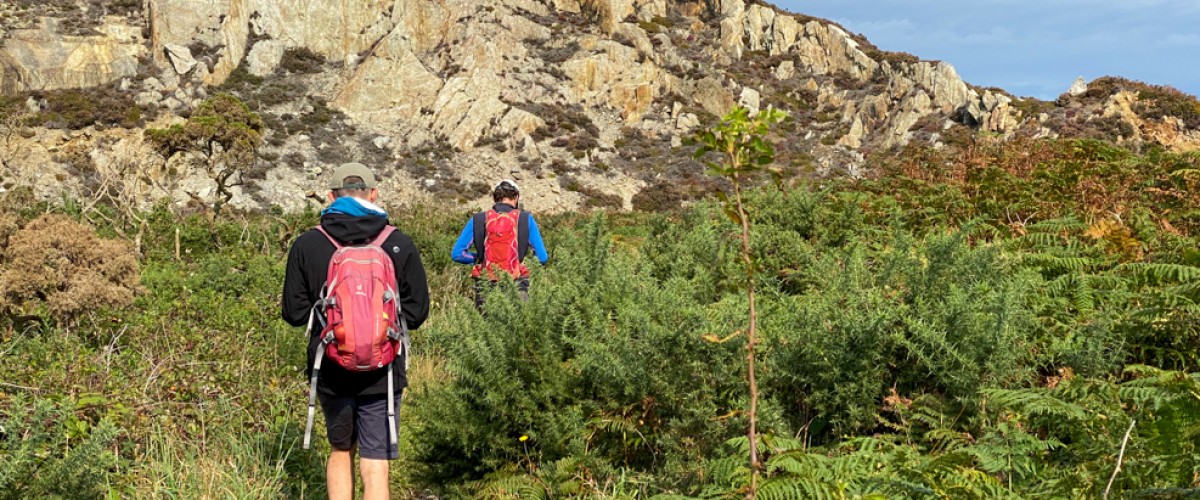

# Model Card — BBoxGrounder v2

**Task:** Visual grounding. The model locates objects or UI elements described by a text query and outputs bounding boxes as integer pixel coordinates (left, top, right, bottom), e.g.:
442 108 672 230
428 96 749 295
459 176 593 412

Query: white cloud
772 0 1200 98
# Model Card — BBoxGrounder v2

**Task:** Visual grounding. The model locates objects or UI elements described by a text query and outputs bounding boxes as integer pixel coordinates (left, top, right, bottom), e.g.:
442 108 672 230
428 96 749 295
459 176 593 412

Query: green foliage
694 106 789 495
412 214 742 491
0 396 121 499
25 86 145 130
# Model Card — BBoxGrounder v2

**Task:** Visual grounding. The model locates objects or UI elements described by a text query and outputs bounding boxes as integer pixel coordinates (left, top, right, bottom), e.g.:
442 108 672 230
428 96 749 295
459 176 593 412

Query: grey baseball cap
329 162 377 190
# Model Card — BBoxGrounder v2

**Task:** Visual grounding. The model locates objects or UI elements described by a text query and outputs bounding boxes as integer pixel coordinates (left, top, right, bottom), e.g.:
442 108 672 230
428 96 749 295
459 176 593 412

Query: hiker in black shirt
282 162 429 500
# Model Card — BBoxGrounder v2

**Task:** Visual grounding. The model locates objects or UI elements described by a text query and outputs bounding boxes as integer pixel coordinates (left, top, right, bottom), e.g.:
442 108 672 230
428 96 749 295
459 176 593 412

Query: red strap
314 225 341 250
371 226 396 248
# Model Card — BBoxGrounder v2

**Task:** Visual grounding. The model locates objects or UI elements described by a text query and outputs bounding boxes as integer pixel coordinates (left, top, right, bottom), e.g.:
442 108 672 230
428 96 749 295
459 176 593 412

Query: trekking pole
303 298 329 450
386 313 408 448
303 335 328 450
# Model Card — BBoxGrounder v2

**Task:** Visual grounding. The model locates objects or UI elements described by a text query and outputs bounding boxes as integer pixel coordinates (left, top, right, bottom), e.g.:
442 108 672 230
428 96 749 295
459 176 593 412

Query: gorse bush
0 396 121 500
415 180 1199 496
412 214 743 494
0 213 141 326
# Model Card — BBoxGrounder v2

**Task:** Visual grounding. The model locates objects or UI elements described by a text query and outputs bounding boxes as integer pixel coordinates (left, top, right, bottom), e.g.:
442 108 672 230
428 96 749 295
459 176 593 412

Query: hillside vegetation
0 131 1198 498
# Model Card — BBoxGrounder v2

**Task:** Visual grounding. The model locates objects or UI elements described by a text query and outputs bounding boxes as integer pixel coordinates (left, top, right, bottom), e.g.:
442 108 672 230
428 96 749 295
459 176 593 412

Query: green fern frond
924 428 974 452
921 449 978 476
1045 274 1077 297
761 434 807 455
1021 253 1095 273
766 450 833 476
1026 217 1087 233
1116 262 1200 284
1166 280 1200 299
474 472 550 500
1083 273 1129 291
758 477 842 500
983 388 1089 420
1169 168 1200 178
1010 232 1070 250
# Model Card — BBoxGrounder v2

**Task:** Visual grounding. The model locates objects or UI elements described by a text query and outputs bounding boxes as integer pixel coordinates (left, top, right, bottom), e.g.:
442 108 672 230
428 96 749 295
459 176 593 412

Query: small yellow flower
519 435 529 442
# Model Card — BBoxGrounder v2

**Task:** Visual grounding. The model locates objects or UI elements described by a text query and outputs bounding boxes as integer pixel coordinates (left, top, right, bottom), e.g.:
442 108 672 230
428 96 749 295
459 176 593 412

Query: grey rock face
0 20 144 93
164 44 197 75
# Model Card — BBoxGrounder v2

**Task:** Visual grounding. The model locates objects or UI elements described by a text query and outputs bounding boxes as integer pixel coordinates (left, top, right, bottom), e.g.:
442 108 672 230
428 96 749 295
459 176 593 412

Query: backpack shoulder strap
314 225 342 250
517 210 530 260
369 225 397 248
471 211 488 264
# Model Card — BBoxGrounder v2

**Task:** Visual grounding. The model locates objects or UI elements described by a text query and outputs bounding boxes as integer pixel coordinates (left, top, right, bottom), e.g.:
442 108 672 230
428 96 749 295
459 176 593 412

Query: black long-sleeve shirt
282 213 430 396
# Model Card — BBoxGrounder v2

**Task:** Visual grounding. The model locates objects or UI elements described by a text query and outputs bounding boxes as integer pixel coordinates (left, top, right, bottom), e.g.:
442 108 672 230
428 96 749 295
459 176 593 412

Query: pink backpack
303 225 408 449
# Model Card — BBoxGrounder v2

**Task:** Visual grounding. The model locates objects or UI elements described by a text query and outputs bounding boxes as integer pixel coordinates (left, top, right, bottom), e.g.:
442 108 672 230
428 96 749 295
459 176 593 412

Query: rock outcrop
0 18 144 93
0 0 1196 213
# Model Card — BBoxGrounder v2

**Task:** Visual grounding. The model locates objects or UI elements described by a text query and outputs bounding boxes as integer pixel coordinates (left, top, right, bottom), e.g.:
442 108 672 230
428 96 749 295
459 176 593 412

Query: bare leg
360 458 391 500
327 448 354 500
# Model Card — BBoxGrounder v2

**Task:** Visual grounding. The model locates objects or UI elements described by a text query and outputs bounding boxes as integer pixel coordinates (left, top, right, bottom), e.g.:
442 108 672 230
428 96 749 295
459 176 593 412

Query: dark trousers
474 277 530 310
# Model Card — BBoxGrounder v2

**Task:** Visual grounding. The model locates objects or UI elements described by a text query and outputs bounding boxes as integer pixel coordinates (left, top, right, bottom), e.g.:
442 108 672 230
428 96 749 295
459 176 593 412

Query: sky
772 1 1200 100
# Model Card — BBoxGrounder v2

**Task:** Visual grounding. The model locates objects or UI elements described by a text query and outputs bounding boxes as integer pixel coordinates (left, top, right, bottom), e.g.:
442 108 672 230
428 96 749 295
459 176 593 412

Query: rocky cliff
1 0 1197 213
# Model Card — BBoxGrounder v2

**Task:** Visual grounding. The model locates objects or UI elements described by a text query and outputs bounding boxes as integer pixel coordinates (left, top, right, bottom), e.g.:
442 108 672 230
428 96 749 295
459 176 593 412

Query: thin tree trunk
733 173 760 499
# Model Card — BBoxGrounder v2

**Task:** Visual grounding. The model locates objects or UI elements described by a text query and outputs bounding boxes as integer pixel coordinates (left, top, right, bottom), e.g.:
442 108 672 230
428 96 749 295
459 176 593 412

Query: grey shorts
318 392 403 460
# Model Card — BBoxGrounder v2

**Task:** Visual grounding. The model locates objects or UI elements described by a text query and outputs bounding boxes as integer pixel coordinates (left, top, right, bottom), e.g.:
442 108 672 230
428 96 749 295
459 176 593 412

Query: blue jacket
452 203 548 266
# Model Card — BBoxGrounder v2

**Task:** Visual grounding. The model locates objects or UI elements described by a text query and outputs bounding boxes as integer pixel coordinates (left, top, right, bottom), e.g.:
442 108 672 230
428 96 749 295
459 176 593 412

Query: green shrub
412 215 744 490
27 87 145 130
0 396 122 500
145 94 265 215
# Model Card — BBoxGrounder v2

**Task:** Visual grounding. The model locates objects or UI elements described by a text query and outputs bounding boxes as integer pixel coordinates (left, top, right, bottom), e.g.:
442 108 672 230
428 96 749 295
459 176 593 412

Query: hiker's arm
450 218 476 264
528 216 549 264
281 241 312 327
398 243 430 330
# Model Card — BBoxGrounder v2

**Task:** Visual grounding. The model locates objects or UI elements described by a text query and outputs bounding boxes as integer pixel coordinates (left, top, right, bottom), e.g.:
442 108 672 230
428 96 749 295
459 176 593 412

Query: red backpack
472 209 529 280
303 225 408 449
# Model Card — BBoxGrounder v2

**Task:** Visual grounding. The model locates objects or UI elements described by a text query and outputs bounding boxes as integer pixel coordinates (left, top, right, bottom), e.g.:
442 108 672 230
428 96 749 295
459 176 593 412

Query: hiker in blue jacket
451 180 548 308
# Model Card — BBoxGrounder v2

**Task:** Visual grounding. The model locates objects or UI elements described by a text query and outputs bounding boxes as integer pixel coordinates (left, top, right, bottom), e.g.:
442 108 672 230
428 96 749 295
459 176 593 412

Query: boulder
739 87 761 114
773 60 795 80
691 77 735 117
1067 76 1088 97
245 40 285 77
164 44 198 74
